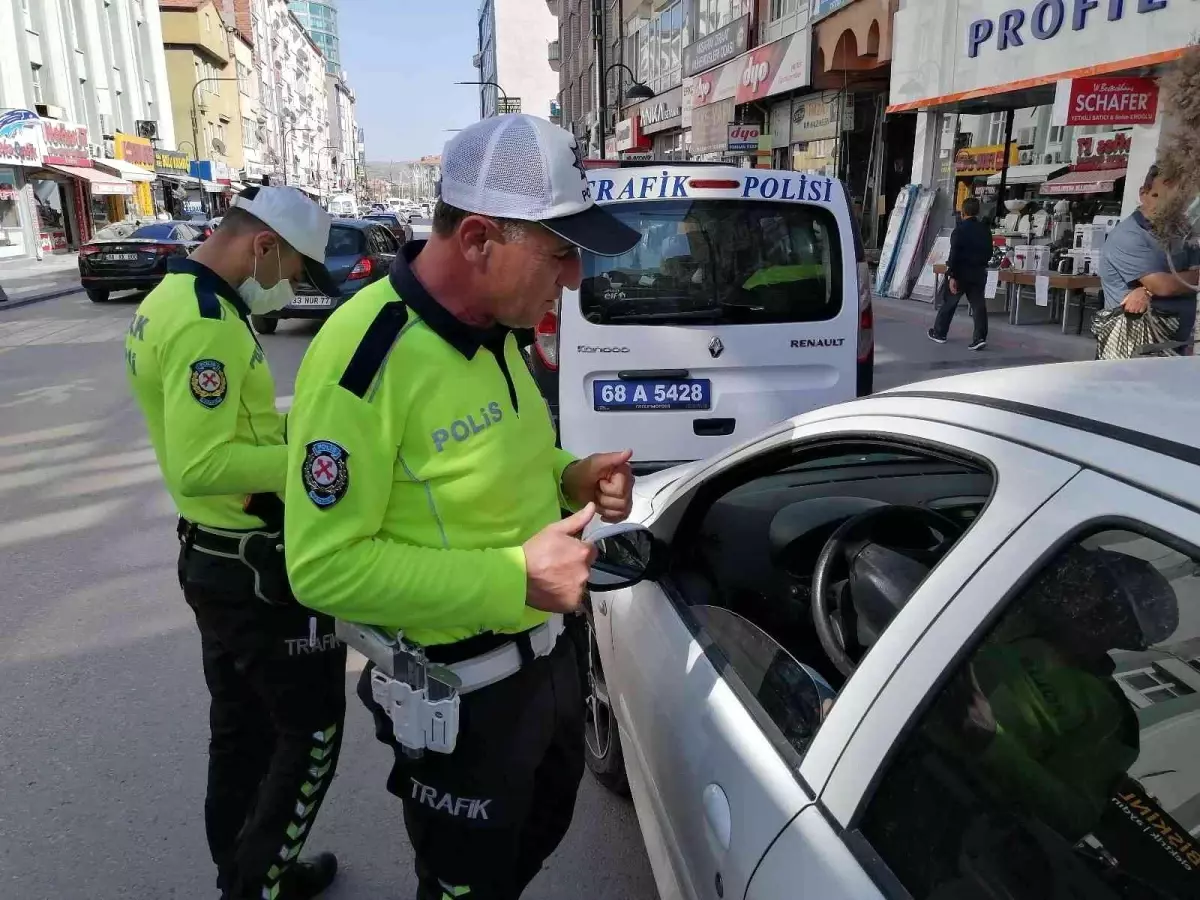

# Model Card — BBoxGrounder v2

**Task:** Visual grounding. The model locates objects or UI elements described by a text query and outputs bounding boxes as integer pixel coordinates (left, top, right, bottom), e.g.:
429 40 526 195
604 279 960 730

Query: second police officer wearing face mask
124 187 346 900
284 115 641 899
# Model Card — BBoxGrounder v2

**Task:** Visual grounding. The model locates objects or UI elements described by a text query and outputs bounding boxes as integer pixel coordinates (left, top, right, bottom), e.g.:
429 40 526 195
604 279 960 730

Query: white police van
526 163 873 472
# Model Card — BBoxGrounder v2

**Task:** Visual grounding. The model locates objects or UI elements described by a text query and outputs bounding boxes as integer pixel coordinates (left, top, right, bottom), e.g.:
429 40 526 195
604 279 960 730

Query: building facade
0 0 179 259
890 0 1200 219
326 73 358 197
289 0 340 75
475 0 560 121
161 0 246 206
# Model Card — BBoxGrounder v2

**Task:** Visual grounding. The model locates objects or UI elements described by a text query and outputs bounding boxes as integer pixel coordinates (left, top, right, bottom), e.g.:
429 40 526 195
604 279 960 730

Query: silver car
584 357 1200 900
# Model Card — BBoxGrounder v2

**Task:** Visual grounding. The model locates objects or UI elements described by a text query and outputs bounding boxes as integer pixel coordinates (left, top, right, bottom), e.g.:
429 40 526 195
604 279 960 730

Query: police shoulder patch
189 358 228 408
302 440 350 508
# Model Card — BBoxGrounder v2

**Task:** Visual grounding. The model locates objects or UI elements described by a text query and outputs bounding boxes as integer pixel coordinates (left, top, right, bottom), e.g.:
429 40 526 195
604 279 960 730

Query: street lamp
282 126 315 187
599 63 654 160
190 77 241 213
455 80 509 116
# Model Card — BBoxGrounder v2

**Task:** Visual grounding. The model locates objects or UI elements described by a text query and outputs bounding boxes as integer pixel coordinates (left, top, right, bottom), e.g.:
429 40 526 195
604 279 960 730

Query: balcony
548 40 561 72
546 0 559 15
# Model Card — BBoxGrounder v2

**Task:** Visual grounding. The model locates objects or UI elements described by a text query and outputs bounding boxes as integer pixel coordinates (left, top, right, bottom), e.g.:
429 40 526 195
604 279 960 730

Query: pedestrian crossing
0 317 130 347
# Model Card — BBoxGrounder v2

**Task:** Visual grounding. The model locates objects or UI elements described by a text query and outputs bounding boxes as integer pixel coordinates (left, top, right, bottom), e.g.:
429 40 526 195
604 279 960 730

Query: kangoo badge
189 359 227 408
303 440 350 508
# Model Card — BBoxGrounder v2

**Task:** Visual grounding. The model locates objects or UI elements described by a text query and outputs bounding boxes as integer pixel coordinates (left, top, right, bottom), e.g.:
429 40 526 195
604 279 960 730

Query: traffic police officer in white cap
283 115 642 898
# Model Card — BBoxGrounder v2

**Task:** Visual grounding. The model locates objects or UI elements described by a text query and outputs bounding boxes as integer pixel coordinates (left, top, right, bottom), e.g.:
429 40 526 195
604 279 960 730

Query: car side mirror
587 522 654 592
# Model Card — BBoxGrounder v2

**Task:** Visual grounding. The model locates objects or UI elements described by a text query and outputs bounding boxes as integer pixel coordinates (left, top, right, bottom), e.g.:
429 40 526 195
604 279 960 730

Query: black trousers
178 544 347 900
358 632 585 900
933 278 988 343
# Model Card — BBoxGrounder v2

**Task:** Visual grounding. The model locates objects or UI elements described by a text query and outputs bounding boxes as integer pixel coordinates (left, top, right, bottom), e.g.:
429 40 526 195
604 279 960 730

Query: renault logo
708 337 724 359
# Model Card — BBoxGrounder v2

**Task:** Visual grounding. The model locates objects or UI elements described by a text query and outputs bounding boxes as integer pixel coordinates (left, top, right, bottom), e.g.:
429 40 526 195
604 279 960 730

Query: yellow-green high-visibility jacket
124 258 287 530
284 243 578 647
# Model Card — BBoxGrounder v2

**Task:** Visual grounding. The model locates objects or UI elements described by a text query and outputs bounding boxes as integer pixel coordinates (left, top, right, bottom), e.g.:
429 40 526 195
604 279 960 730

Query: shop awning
985 163 1069 186
296 184 320 198
93 158 155 182
1040 168 1128 196
44 164 134 196
200 180 225 193
229 180 248 193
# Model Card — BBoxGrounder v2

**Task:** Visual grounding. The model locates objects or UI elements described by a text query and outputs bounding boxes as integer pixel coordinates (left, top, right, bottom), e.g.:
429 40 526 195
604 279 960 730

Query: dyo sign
741 59 771 93
967 0 1172 58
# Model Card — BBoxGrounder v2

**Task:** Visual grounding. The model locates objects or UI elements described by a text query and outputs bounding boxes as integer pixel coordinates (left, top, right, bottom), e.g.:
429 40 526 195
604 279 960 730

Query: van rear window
580 200 842 327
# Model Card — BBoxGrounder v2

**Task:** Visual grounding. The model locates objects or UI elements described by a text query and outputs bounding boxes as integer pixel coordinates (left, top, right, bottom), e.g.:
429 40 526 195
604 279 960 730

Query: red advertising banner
1065 77 1159 127
1074 130 1132 172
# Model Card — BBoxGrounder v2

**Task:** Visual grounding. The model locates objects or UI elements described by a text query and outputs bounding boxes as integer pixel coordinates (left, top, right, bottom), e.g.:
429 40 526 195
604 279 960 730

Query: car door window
859 526 1200 899
666 439 995 759
375 226 398 254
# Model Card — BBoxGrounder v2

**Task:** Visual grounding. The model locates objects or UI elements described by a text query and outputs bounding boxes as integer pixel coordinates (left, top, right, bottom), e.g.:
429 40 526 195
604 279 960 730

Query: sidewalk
0 253 83 310
872 293 1096 362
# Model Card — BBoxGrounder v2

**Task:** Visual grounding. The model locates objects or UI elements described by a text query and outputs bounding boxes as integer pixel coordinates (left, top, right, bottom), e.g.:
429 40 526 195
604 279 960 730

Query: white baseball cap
440 114 640 257
230 185 339 296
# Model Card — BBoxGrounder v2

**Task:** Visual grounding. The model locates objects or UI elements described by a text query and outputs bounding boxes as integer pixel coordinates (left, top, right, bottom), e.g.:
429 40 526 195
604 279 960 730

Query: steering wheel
811 505 965 677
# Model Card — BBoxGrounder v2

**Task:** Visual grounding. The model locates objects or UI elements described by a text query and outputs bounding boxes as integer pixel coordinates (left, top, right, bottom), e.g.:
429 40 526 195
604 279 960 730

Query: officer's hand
563 450 635 523
523 504 598 614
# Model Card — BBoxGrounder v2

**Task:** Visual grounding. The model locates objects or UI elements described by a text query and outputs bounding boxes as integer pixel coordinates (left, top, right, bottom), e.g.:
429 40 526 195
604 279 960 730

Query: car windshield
327 227 365 257
131 224 177 240
580 200 842 326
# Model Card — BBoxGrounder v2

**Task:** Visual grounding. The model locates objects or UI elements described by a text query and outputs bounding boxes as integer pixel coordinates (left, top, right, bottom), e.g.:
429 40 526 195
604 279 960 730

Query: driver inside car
929 545 1183 887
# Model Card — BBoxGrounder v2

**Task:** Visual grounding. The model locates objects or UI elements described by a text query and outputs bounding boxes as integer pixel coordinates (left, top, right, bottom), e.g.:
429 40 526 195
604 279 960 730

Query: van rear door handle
618 369 690 381
694 418 734 436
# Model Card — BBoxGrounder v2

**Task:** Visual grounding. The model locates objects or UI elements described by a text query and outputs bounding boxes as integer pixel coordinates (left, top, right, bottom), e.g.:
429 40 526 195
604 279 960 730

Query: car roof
882 358 1200 451
330 218 376 230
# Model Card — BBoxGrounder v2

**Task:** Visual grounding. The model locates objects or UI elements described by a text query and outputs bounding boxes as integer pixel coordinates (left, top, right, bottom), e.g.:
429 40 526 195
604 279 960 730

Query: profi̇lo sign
967 0 1172 58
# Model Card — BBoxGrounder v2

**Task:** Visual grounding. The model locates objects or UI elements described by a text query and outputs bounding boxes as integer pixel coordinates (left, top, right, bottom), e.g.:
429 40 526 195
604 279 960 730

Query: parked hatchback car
78 221 206 302
580 357 1200 900
250 218 398 334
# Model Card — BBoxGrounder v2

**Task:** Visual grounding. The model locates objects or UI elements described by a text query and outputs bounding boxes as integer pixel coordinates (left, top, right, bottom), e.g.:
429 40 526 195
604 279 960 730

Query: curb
0 285 85 312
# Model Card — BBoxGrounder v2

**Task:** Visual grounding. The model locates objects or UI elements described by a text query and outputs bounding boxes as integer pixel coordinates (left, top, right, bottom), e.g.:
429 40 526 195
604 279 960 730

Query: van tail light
348 257 373 280
534 311 559 370
857 260 874 363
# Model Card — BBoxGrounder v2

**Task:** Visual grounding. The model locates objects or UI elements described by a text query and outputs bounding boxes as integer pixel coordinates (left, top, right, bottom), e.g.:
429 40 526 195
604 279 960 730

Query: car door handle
694 418 735 436
703 783 732 851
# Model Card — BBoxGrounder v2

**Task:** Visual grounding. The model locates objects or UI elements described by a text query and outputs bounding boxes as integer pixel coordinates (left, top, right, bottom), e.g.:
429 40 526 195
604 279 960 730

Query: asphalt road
0 288 1092 899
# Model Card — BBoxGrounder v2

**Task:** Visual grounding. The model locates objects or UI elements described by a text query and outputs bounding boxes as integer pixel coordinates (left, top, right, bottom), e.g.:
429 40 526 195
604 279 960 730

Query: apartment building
474 0 560 122
0 0 178 257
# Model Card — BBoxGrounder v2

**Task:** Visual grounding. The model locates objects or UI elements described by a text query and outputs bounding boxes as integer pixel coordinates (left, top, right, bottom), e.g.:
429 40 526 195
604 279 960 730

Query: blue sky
339 1 481 161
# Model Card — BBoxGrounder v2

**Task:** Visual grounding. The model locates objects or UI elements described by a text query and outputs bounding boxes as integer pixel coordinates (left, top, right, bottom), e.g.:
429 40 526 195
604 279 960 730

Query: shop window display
0 168 27 257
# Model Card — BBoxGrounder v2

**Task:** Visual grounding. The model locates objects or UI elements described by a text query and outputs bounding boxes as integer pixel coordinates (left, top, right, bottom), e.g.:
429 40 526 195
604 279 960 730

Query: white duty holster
336 622 462 759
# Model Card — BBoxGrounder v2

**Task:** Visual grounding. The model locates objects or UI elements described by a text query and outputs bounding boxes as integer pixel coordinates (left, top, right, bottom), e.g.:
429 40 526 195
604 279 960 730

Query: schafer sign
1055 76 1158 126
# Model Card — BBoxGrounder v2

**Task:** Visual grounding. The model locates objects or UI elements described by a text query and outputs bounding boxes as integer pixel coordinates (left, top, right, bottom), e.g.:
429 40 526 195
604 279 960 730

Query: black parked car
78 221 207 303
361 212 413 245
251 218 398 334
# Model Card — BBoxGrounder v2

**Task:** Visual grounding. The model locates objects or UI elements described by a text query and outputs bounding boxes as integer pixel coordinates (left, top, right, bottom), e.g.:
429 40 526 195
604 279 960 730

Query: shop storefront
0 108 45 261
627 86 686 161
953 143 1019 216
788 91 855 176
687 24 813 163
98 133 157 217
1040 129 1131 221
33 119 132 250
154 148 193 219
188 161 233 214
890 0 1196 217
614 117 653 161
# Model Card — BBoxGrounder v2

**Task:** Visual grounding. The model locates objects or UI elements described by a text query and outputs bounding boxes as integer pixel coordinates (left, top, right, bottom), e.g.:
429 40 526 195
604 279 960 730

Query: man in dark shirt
929 197 994 351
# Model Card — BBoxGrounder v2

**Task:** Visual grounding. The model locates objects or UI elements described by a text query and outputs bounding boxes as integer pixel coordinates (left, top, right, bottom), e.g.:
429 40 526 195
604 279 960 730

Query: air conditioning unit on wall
1018 149 1035 166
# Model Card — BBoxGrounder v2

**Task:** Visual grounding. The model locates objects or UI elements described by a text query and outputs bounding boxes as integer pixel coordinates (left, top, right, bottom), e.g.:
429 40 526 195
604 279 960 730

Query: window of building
1047 124 1065 146
769 0 796 21
20 0 33 31
627 1 683 94
205 12 212 31
242 117 256 148
30 64 43 104
693 0 747 39
987 113 1007 146
859 526 1200 900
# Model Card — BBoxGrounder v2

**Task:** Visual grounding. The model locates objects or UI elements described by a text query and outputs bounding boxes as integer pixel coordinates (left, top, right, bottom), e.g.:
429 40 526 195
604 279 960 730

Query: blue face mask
238 244 294 315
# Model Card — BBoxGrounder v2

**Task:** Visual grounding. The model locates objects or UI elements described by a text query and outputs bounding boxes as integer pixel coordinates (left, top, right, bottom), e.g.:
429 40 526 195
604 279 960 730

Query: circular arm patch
302 440 350 508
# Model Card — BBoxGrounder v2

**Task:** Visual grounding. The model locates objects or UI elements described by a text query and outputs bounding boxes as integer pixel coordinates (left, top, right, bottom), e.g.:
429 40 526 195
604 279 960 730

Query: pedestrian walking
1099 165 1200 354
123 185 346 900
929 197 994 351
283 113 641 900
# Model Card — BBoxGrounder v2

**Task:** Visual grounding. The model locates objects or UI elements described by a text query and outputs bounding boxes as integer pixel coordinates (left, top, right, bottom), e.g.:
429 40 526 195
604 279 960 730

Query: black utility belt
178 518 295 607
